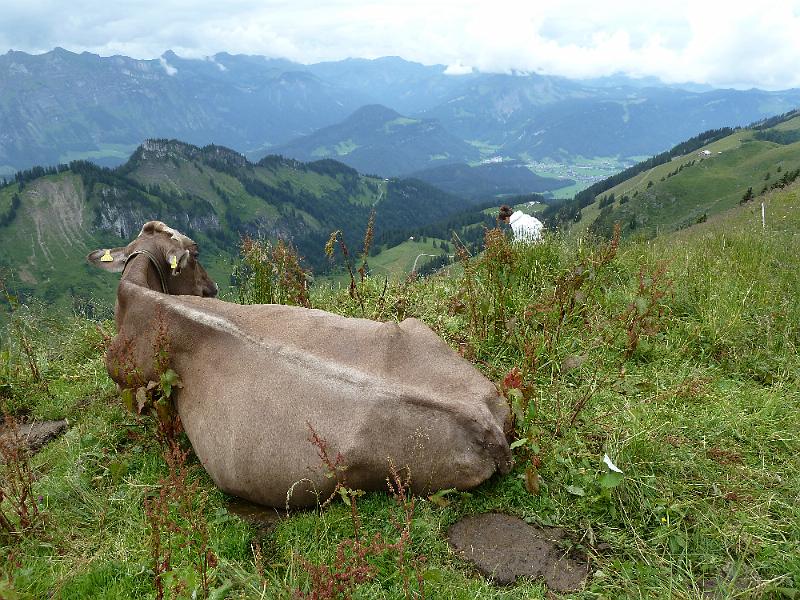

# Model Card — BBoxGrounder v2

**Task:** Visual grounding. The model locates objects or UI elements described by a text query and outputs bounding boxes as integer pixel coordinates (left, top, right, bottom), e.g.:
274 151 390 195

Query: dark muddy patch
226 497 283 531
448 512 589 592
0 419 68 457
701 562 762 598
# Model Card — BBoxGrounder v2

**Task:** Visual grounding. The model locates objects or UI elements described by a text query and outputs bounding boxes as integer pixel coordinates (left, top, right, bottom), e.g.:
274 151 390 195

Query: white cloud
204 55 227 71
444 62 473 76
159 55 177 76
1 0 799 89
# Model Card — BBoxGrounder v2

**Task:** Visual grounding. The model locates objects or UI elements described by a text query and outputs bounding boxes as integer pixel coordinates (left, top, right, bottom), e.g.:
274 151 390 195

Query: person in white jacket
498 204 543 242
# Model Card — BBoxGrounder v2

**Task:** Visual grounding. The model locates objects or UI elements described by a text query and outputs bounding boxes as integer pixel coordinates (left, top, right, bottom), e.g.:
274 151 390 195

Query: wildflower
603 454 623 473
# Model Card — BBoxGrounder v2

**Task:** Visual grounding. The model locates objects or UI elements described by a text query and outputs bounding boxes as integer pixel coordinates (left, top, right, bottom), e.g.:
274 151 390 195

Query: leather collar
123 249 170 294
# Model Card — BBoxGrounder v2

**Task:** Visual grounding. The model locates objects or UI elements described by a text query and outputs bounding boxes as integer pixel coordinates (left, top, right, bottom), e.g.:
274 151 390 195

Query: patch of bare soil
225 497 283 531
701 562 763 598
447 512 589 592
0 419 68 457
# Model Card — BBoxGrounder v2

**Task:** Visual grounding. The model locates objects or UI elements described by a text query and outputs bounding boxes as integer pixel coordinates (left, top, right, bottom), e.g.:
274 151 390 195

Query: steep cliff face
95 186 156 239
93 187 220 240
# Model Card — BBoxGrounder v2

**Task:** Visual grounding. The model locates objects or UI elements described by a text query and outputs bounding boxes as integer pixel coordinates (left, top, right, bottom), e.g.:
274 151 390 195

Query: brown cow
89 221 512 507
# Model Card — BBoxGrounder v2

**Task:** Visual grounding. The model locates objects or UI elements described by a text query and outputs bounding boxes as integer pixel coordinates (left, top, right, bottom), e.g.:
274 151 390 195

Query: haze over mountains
3 48 800 186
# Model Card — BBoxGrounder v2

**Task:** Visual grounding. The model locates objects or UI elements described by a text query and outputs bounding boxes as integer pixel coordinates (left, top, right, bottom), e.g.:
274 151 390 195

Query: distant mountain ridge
0 48 365 173
304 56 473 115
2 48 800 188
273 104 481 176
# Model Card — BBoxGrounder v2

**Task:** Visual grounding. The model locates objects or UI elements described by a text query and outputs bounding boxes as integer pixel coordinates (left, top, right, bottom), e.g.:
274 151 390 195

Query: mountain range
273 104 480 176
3 109 800 312
0 139 473 310
3 48 800 187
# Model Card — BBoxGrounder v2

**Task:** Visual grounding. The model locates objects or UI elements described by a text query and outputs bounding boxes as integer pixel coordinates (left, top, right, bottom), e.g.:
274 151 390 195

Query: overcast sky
2 0 800 90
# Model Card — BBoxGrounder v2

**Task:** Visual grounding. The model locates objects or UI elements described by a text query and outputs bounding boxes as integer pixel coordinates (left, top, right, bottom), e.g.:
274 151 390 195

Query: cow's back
129 294 512 507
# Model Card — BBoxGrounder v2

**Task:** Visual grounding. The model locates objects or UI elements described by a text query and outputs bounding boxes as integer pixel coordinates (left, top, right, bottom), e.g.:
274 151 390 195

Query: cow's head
88 221 219 297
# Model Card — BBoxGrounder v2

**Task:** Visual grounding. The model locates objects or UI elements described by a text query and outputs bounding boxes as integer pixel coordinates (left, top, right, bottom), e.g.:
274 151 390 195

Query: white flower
603 454 623 473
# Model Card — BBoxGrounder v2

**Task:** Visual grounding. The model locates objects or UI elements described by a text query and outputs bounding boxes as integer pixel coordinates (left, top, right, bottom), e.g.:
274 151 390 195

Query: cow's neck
114 252 170 329
122 252 169 293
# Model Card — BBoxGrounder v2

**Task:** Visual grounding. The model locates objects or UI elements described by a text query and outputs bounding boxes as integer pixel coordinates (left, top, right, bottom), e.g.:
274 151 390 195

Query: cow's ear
87 247 127 272
167 249 190 275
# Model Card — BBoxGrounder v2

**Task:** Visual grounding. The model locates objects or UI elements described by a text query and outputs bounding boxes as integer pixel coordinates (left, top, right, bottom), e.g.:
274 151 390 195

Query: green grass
259 163 337 198
512 201 545 215
0 184 16 215
367 238 450 277
578 116 800 236
0 173 120 313
319 237 449 286
383 118 419 133
333 140 360 156
549 180 585 199
2 184 799 598
466 140 501 157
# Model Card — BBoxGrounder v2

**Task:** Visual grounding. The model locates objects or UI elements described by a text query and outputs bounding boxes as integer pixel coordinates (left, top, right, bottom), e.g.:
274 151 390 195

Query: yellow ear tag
100 249 114 262
169 255 179 270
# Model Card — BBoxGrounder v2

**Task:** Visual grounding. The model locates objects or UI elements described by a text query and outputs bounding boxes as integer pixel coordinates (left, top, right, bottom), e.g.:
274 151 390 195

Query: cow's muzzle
203 282 219 298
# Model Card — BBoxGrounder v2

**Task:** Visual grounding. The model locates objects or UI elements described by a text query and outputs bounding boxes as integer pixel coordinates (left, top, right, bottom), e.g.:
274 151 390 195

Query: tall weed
294 426 426 599
144 440 218 600
324 211 379 318
0 414 42 542
233 236 311 308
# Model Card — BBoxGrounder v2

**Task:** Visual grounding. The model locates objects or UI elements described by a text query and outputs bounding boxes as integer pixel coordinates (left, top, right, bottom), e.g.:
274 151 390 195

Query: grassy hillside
564 114 800 237
0 172 119 310
1 181 798 598
0 141 474 313
319 237 451 288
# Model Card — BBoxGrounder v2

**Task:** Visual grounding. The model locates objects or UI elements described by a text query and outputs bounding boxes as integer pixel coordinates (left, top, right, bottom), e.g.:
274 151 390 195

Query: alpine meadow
2 11 800 600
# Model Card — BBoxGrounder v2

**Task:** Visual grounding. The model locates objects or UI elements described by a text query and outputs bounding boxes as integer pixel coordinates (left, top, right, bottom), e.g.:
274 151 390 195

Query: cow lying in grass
89 221 512 507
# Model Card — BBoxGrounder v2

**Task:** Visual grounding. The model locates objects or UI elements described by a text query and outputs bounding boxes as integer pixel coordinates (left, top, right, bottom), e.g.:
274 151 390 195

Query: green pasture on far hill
575 114 800 238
